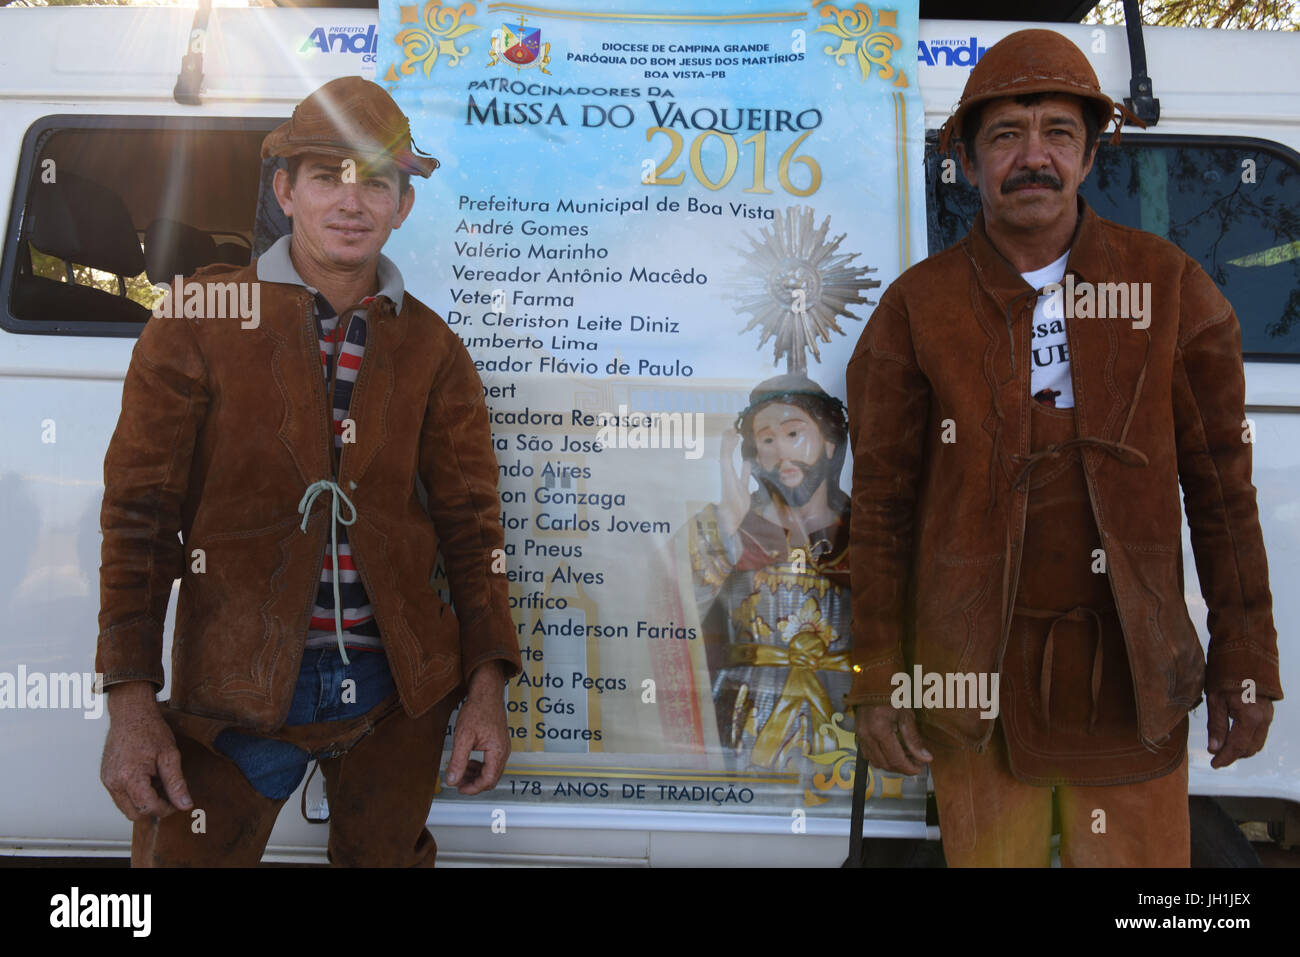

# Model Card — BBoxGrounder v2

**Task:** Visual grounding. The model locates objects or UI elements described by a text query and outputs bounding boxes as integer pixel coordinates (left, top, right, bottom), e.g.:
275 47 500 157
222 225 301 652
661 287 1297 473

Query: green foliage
1085 0 1300 30
30 246 163 310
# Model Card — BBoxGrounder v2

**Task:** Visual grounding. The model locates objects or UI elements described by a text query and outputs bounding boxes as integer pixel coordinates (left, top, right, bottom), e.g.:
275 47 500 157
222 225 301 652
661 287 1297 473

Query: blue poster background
376 0 929 821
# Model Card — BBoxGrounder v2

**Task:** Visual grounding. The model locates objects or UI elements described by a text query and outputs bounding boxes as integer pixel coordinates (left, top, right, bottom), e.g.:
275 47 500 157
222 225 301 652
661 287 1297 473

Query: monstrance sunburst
731 205 882 373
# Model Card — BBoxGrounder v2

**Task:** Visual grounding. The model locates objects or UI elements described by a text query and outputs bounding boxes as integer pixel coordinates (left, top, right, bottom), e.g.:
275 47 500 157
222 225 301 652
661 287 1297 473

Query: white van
0 5 1296 865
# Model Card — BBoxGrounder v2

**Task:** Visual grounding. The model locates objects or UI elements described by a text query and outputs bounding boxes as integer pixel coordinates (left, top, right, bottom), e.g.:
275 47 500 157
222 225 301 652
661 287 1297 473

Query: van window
1 116 281 337
925 134 1300 359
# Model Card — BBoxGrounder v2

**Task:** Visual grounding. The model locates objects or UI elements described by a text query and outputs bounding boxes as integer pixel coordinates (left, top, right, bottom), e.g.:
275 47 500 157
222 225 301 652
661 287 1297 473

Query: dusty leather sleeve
419 331 523 686
96 315 209 693
843 295 931 707
1172 261 1283 701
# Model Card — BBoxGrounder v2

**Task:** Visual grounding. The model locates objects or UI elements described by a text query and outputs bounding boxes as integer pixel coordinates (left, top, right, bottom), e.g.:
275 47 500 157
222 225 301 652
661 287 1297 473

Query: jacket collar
255 233 406 314
965 195 1111 304
1061 196 1113 286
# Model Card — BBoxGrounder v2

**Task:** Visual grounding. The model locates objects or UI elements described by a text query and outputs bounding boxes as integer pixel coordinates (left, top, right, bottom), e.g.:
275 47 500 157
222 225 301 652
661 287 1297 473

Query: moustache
1002 171 1062 193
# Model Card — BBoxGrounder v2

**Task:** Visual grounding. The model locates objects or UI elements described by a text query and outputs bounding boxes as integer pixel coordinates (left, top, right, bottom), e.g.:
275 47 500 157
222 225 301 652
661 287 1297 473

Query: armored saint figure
690 374 854 771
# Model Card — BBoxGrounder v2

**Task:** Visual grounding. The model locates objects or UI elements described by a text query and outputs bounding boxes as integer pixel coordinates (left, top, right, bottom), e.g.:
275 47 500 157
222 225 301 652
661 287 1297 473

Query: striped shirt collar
256 234 405 314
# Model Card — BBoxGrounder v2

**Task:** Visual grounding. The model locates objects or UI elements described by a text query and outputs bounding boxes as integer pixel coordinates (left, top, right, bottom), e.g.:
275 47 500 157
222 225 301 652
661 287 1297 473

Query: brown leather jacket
844 199 1282 751
96 258 522 731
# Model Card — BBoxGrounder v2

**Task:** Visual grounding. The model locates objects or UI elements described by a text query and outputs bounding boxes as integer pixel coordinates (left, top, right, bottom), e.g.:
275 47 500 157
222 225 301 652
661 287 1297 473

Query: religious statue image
687 206 881 776
690 374 855 771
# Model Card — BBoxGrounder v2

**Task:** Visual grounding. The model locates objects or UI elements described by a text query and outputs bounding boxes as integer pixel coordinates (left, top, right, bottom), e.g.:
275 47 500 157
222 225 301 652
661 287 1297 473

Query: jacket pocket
1123 543 1205 707
914 552 1002 677
368 517 459 680
173 518 310 717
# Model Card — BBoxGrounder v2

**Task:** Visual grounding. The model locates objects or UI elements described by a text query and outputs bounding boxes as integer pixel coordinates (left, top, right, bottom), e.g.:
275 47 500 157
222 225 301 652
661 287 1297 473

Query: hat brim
261 132 439 178
938 86 1118 156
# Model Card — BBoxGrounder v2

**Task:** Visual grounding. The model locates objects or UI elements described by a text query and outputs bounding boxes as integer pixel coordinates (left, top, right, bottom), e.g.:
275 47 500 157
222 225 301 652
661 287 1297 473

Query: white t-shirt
1020 251 1072 408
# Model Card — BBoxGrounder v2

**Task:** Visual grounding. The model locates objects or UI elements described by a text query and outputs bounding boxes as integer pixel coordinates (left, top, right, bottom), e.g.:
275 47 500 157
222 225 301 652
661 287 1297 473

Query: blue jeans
213 647 396 800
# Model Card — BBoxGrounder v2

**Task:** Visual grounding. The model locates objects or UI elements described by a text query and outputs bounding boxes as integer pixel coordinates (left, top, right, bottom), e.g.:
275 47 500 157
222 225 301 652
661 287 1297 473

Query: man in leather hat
690 374 855 773
845 30 1282 866
96 77 522 866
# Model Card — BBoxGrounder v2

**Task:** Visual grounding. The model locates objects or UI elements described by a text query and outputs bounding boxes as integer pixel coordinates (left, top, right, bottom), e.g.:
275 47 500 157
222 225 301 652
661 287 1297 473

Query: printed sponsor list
448 191 708 380
441 189 706 761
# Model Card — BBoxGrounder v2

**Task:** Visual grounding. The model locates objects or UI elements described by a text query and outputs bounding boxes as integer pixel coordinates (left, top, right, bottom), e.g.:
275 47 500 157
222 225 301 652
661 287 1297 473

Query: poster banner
377 0 928 821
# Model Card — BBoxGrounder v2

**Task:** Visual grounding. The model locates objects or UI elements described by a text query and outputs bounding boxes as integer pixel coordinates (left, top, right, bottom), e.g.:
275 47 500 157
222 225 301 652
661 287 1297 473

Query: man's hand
1206 691 1274 769
854 703 932 776
445 660 510 795
718 427 752 537
100 681 193 822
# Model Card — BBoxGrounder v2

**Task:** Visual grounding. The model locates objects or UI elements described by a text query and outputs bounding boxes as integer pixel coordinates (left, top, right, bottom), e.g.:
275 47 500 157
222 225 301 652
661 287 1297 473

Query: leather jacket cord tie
1013 605 1105 733
1011 436 1149 493
297 479 359 665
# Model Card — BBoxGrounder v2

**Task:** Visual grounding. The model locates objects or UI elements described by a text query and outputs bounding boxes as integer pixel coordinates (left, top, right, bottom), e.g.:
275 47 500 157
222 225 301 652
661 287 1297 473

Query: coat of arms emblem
488 15 552 74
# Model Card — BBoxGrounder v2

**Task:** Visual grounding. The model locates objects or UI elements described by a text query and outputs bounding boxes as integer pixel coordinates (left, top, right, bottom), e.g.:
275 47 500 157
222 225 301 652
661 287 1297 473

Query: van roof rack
1120 0 1161 125
173 0 213 106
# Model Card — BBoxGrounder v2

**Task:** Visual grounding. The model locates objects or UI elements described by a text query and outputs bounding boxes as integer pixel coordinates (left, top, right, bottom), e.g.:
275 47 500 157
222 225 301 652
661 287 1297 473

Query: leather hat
936 29 1143 155
261 76 439 177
